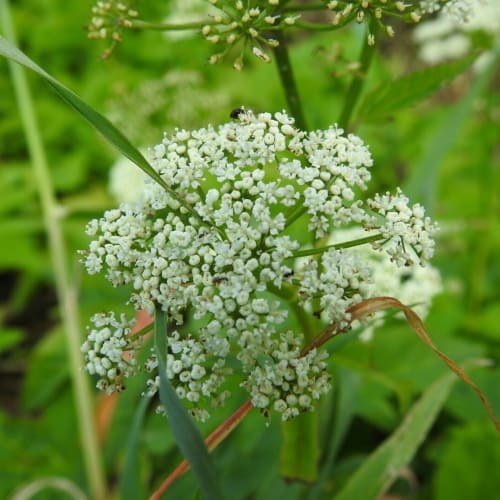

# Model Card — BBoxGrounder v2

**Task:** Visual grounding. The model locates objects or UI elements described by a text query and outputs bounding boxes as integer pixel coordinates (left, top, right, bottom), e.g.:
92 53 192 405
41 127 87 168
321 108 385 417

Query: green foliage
434 420 500 499
280 411 319 482
359 54 477 122
335 370 458 500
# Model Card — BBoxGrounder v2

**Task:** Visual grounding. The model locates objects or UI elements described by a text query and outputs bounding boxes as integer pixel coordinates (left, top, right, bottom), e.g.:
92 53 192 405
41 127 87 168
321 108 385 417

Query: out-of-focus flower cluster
414 0 500 67
106 70 230 146
419 0 478 23
82 109 437 421
87 1 138 59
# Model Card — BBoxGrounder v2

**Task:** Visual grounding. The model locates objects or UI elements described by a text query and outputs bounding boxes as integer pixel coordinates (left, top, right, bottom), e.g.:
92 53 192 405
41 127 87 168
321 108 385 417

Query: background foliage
1 1 499 499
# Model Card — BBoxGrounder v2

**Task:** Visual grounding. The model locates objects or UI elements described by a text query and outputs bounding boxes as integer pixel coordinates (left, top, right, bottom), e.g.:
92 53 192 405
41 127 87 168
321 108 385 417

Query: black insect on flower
230 107 244 119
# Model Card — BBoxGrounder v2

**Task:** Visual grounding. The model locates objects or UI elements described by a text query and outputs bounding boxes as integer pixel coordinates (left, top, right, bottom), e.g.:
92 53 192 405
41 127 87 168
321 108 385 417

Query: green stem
293 18 352 31
292 301 314 344
282 3 329 13
273 29 307 131
337 18 378 130
289 233 385 258
0 2 106 499
129 19 218 31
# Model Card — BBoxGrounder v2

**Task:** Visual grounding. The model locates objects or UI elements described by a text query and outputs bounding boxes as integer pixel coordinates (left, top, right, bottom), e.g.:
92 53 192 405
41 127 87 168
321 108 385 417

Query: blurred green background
1 1 499 499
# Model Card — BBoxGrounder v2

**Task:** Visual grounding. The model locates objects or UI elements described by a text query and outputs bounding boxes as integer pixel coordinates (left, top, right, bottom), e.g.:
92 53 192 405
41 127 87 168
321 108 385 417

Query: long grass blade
334 370 458 500
153 305 225 500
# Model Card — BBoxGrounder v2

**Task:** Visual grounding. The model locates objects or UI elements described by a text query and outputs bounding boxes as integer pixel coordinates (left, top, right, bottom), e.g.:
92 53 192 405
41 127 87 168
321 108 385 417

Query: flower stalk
273 29 307 130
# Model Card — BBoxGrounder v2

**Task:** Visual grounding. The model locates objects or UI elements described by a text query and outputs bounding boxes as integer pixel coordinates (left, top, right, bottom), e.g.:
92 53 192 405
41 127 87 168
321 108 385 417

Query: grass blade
334 370 458 500
0 36 162 185
280 411 319 482
119 395 151 500
0 35 209 227
153 305 225 500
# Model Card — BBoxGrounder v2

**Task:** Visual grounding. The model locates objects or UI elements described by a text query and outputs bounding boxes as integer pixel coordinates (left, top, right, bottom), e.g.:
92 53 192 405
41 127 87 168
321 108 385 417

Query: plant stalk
0 2 106 498
273 29 307 130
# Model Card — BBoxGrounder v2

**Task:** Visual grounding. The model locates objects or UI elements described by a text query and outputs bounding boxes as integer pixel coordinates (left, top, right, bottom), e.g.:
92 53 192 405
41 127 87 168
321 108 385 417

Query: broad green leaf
334 370 457 500
280 411 319 482
359 54 477 121
119 395 151 500
154 305 225 500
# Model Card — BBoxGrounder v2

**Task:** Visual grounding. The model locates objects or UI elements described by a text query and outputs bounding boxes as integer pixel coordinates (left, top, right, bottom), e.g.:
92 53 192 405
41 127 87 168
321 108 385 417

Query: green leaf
359 54 477 121
280 411 319 482
307 368 360 500
154 305 225 500
119 395 151 500
0 327 23 353
334 370 458 500
434 420 500 500
22 327 69 411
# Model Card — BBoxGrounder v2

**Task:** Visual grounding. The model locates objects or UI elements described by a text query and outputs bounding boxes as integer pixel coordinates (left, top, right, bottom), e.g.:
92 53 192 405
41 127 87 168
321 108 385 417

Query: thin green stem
128 19 218 31
0 2 106 499
273 29 307 131
289 233 385 259
293 18 352 31
282 3 329 13
292 301 315 344
284 203 307 230
268 285 313 344
337 18 378 130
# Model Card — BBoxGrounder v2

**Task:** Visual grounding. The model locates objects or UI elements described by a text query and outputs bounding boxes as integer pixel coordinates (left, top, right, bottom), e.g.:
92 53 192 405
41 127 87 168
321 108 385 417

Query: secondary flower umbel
81 109 437 421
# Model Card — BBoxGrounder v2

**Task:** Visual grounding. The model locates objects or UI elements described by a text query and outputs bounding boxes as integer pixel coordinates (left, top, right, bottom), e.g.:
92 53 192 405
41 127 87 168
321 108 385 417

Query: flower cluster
419 0 478 22
85 1 481 63
87 1 138 59
367 187 436 267
143 331 231 421
414 0 500 67
201 0 294 70
81 312 137 394
82 109 437 421
243 332 331 421
325 0 423 44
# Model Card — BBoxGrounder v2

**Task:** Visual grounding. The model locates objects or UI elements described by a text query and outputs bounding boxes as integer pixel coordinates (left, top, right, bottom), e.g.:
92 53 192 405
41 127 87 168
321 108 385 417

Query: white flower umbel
82 109 437 421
